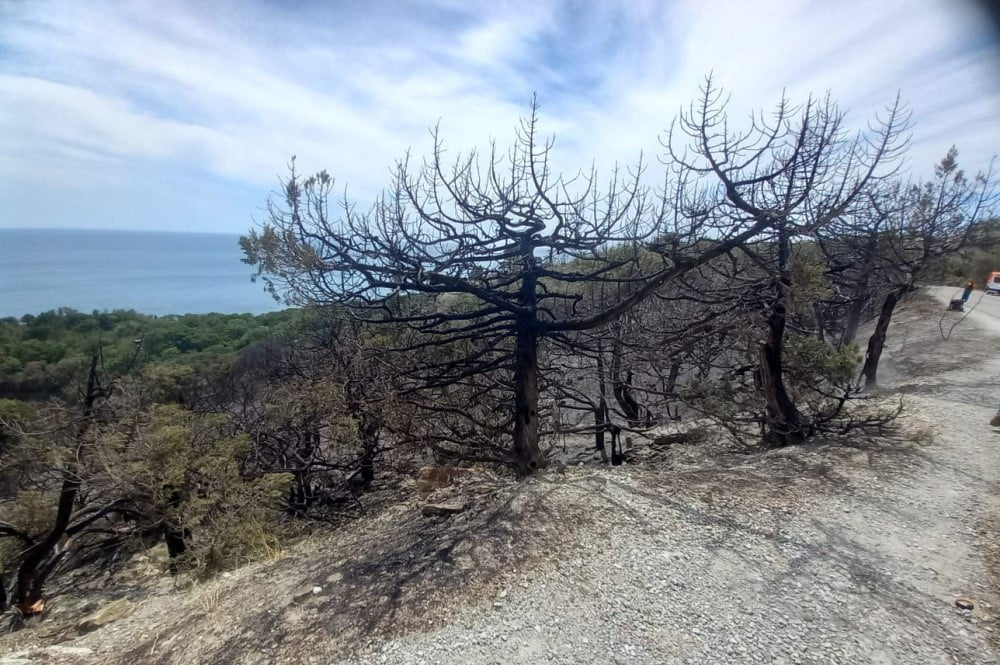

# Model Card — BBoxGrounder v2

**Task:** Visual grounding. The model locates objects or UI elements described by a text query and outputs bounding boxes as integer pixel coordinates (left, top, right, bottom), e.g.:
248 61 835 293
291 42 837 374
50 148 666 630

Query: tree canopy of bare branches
242 95 785 473
658 78 912 445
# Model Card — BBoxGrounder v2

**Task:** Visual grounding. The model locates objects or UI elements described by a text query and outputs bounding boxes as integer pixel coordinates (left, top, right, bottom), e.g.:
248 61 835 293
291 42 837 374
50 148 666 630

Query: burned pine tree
193 318 395 518
541 275 668 466
662 79 911 446
194 341 337 516
856 149 998 389
544 334 621 464
300 317 399 492
544 279 732 460
8 354 105 613
242 102 775 475
0 346 144 615
814 186 902 347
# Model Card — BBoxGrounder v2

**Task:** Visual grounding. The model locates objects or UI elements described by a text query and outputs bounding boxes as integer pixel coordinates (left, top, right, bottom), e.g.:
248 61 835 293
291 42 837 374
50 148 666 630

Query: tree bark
15 354 98 610
861 288 902 389
512 325 544 476
813 302 828 345
357 417 378 485
757 304 807 447
665 361 681 395
593 405 608 463
841 297 865 345
756 227 807 447
663 360 682 422
163 524 190 574
345 382 379 487
163 487 189 573
611 347 643 428
841 251 874 345
594 341 609 463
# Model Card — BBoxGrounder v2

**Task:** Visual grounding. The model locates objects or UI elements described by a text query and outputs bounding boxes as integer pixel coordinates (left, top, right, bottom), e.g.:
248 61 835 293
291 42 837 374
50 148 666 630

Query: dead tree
193 323 393 518
608 315 652 428
305 317 397 490
544 333 624 465
814 185 903 346
663 78 911 445
859 148 998 388
242 100 777 474
3 353 121 613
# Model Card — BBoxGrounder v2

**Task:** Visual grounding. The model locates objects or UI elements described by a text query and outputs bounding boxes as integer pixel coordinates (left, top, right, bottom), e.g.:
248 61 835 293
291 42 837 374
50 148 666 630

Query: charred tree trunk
358 416 379 485
663 360 682 421
609 426 624 465
593 406 608 463
757 226 807 447
612 372 643 428
512 324 544 475
609 335 644 427
813 302 828 345
162 488 189 573
163 525 190 574
842 297 865 345
164 527 188 560
757 304 807 447
14 354 99 611
346 381 379 488
287 474 310 516
359 449 375 485
594 341 609 463
842 236 878 346
665 361 682 393
861 288 902 389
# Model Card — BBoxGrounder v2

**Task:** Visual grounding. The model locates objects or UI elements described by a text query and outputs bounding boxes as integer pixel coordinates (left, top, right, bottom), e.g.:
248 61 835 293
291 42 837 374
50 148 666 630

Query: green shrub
106 405 293 575
784 335 861 387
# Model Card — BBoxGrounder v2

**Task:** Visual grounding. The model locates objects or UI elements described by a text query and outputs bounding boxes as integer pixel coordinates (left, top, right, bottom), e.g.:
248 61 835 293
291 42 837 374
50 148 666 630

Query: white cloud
0 0 997 232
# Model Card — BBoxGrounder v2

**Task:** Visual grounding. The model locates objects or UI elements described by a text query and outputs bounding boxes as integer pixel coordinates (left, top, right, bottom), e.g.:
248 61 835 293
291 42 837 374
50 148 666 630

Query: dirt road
351 288 1000 665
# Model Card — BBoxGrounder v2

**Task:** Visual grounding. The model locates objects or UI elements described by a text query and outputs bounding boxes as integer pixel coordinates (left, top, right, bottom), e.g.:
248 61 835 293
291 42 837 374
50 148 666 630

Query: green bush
107 404 293 574
784 335 861 387
0 308 301 400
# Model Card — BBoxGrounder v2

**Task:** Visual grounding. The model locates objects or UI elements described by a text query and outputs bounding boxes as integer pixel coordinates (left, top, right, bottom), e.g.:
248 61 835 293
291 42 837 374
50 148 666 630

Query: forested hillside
0 308 304 399
0 85 997 640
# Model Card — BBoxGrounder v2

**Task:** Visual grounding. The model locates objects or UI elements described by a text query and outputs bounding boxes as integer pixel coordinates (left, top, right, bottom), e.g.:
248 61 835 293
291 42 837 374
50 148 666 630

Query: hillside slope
2 288 999 665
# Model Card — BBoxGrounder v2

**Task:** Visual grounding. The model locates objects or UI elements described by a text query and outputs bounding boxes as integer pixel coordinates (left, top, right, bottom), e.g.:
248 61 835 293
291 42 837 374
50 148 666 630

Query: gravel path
348 291 1000 665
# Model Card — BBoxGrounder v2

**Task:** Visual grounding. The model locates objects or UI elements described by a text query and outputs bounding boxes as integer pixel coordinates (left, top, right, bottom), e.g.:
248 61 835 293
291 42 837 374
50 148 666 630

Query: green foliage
0 370 300 592
788 243 833 313
0 400 74 580
681 376 743 424
0 399 43 473
784 336 861 387
0 399 37 477
106 404 293 574
0 489 56 576
0 302 364 595
928 218 1000 287
0 308 302 400
141 363 198 405
0 398 36 427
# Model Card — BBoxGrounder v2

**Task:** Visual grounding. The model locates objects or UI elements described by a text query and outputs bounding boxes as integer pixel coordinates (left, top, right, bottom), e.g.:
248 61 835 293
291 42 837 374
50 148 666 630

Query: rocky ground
2 287 999 664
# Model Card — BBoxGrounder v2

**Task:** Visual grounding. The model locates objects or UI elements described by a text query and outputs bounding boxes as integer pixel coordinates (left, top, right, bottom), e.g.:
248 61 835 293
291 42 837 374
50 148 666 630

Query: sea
0 229 283 318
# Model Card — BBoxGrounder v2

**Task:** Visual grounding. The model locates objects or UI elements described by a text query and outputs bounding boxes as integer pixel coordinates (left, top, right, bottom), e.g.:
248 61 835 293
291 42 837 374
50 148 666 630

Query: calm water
0 229 282 317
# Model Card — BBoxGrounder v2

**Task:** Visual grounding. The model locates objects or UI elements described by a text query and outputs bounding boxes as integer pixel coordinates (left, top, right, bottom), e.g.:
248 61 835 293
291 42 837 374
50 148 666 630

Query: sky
1 0 999 234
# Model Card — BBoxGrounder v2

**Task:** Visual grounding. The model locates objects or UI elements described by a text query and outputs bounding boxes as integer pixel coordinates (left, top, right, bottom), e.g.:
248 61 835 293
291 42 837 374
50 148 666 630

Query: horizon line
0 226 246 237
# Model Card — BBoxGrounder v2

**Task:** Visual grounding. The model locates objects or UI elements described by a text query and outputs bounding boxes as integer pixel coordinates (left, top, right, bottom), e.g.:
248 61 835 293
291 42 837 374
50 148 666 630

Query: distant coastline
0 228 282 318
0 226 246 237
